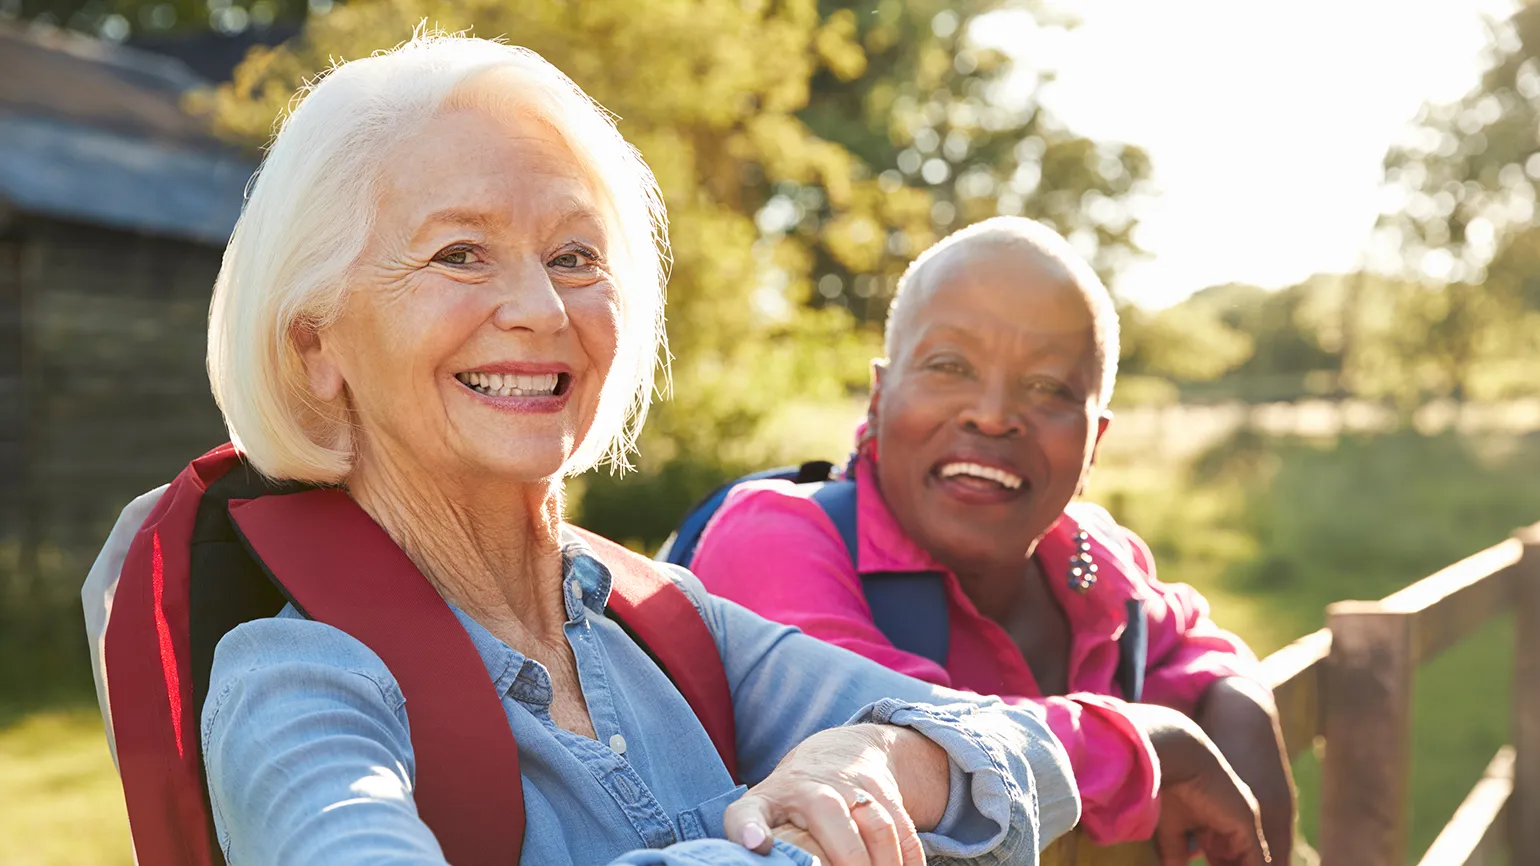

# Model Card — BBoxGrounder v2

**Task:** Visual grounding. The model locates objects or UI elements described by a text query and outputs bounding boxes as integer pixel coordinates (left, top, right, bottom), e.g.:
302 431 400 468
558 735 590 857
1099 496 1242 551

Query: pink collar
851 450 1142 637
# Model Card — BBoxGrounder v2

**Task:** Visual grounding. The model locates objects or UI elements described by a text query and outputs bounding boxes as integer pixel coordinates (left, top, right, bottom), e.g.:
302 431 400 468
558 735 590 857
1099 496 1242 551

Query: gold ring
850 791 874 810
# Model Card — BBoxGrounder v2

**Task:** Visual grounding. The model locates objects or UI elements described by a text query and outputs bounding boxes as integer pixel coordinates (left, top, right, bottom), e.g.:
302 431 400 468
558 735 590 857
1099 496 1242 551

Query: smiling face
296 106 620 488
871 239 1109 574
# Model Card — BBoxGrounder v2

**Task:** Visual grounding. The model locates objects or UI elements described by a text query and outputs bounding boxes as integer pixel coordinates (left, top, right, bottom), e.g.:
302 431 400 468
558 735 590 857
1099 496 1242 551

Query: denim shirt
198 530 1079 865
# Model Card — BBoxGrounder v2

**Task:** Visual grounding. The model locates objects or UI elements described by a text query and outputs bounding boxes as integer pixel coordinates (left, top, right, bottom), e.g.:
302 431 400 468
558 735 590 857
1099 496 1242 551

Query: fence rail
1045 521 1540 866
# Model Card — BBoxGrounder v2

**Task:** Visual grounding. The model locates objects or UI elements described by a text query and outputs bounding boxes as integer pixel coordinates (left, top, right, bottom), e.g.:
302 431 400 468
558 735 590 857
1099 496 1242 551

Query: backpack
658 460 1148 702
103 444 737 866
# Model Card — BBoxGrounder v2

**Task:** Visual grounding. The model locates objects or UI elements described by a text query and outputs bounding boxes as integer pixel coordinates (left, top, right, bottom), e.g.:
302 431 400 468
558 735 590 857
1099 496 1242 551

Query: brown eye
550 252 581 268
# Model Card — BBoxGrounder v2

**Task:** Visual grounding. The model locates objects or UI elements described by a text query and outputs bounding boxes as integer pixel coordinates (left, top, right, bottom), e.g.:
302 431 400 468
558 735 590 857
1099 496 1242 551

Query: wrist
870 724 949 832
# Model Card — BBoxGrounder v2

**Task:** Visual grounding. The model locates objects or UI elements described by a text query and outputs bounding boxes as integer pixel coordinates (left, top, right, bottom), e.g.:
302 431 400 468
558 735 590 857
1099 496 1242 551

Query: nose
957 376 1027 438
490 259 568 334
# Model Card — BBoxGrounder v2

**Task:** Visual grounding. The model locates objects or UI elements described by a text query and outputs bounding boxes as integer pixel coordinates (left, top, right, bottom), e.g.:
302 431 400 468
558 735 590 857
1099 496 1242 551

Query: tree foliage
183 0 1152 545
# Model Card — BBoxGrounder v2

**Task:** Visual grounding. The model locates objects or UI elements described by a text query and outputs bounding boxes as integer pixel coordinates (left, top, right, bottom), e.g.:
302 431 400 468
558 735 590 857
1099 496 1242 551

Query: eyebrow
416 199 605 236
417 208 501 233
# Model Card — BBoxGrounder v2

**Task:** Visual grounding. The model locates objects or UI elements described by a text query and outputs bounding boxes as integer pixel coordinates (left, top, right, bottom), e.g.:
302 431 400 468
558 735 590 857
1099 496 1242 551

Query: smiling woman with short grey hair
83 35 1077 866
691 217 1293 866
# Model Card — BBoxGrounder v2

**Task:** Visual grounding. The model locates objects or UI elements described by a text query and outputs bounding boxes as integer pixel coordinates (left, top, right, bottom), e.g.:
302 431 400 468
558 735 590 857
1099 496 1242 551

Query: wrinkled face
299 107 620 485
872 241 1109 572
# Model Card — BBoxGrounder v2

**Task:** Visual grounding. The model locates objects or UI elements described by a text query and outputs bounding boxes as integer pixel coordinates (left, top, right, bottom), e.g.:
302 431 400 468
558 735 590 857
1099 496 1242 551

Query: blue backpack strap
1116 598 1147 702
810 480 950 668
659 462 835 566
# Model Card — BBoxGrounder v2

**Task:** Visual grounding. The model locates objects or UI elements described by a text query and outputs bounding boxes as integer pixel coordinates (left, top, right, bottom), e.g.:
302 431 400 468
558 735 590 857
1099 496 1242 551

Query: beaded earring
1068 528 1097 593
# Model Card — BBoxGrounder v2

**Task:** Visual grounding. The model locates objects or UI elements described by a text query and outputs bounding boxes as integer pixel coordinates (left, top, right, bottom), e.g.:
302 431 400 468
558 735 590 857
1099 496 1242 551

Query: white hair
883 216 1120 408
207 33 669 483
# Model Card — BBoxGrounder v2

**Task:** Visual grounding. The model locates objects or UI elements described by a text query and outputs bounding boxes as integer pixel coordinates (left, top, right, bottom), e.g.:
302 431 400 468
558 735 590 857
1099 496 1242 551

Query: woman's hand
1121 703 1271 866
1195 678 1296 866
723 723 946 866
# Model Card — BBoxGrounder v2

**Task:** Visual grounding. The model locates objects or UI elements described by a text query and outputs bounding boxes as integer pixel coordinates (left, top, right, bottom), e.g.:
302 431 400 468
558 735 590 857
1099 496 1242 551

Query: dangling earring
1067 529 1097 593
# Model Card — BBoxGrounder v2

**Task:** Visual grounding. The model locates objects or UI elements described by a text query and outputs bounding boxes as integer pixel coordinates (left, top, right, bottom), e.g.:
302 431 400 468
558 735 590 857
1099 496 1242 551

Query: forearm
854 698 1078 863
1196 677 1296 862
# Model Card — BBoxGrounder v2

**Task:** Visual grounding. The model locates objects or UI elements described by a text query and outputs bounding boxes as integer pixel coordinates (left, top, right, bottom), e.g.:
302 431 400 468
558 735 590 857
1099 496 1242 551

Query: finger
1196 825 1268 866
1154 818 1194 866
848 794 904 866
787 785 870 866
880 794 925 866
724 793 780 854
774 825 830 864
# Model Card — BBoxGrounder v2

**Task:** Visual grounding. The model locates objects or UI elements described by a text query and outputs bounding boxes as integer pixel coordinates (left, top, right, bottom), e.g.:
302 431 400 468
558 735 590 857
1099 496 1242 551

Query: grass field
4 414 1537 864
0 708 132 866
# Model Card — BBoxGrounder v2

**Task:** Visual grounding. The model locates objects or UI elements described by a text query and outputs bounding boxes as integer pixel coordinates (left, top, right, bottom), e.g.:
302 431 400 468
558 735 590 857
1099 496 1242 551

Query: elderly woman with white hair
82 36 1078 866
688 218 1293 865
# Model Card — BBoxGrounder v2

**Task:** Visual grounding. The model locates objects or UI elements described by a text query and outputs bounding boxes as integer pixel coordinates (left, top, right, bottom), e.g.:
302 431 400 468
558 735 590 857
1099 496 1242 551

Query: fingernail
741 822 768 849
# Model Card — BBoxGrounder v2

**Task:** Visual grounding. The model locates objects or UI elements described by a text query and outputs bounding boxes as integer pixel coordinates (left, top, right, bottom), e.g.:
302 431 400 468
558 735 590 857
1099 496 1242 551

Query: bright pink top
690 451 1261 844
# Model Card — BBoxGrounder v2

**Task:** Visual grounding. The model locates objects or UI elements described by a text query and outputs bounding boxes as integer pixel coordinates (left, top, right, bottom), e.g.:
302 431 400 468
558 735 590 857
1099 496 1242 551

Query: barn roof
0 21 256 246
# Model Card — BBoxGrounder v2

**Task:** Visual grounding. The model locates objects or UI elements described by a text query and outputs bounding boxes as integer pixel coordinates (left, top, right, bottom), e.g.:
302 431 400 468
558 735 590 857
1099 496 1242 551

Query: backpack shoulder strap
660 462 836 566
227 489 524 866
809 480 950 668
105 446 243 866
573 527 739 781
1116 598 1148 703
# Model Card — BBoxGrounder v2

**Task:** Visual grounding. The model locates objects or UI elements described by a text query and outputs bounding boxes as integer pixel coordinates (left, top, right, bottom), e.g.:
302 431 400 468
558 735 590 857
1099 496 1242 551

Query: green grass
1088 427 1540 861
0 706 132 865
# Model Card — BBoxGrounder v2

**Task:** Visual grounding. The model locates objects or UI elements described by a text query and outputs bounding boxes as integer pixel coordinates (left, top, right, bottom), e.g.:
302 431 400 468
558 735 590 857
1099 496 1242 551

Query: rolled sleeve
852 698 1077 864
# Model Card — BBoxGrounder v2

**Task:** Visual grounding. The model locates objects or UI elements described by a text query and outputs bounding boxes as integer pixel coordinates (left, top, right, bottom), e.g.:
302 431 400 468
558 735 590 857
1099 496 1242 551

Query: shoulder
1064 500 1158 579
695 481 849 566
206 611 406 723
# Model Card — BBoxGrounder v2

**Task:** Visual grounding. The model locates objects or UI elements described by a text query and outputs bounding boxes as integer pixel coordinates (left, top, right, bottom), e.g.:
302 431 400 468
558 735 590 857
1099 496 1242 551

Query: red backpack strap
569 527 739 781
105 444 245 866
226 488 524 866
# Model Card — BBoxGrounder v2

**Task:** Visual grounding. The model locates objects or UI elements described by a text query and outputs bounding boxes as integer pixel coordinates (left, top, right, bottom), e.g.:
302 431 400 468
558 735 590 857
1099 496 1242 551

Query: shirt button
609 733 627 755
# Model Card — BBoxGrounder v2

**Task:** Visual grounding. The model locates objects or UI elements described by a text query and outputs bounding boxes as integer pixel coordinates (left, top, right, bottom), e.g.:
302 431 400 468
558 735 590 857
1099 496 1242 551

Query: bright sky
981 0 1518 307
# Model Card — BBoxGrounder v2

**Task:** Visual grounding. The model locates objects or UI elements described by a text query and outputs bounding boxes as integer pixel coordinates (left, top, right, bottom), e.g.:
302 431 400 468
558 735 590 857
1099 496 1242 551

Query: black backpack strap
1116 598 1148 702
810 480 951 668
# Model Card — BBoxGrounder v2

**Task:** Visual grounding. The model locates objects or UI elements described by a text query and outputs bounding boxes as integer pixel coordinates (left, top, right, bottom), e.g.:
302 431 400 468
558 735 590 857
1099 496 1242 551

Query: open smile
929 456 1032 504
453 364 573 412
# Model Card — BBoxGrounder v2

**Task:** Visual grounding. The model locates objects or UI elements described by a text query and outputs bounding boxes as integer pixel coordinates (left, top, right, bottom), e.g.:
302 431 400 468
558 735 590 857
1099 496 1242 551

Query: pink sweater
690 453 1260 844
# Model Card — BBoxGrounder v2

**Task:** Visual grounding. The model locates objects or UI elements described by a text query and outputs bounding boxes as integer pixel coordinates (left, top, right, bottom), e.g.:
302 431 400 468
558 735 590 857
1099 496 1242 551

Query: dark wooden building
0 22 255 588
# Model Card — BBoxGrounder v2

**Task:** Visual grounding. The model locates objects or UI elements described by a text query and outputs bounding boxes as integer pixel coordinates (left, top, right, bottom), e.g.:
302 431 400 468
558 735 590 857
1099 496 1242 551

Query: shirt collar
440 528 614 701
850 426 1136 630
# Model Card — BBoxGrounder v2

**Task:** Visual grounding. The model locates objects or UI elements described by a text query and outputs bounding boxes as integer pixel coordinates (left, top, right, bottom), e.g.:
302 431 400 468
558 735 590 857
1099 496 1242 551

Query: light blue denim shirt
199 530 1079 865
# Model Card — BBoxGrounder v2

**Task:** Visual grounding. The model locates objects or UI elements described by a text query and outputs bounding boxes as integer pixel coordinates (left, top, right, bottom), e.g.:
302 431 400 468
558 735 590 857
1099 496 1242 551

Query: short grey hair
207 33 669 483
883 216 1119 409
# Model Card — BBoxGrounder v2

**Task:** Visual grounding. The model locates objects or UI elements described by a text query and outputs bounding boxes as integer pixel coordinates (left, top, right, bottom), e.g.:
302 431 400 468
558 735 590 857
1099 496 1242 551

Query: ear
1092 411 1112 464
1074 411 1112 500
292 320 347 403
867 358 887 419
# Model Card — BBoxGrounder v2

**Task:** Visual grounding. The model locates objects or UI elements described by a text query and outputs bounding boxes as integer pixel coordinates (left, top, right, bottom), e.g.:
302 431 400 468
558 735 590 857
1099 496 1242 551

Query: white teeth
939 461 1023 490
456 371 561 397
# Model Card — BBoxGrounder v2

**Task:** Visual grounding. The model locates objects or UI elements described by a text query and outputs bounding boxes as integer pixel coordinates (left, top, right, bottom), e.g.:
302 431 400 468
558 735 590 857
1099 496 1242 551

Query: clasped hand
723 723 945 866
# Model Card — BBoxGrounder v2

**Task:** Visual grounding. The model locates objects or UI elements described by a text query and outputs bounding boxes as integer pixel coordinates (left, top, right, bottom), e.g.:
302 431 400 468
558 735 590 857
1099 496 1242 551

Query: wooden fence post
1320 602 1415 866
1510 523 1540 866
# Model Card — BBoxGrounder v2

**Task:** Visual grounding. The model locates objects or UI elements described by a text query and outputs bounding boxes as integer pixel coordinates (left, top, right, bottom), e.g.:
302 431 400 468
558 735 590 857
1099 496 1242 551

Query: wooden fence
1044 521 1540 866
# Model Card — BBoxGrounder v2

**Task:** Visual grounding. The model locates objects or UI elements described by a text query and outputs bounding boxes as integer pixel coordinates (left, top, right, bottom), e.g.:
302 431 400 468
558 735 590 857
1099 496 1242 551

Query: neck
346 444 570 641
950 542 1047 625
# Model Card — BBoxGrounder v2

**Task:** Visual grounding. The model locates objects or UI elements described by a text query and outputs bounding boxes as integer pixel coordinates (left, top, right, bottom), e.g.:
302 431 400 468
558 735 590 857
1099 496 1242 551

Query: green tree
1371 0 1540 401
192 0 1154 547
792 0 1153 321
